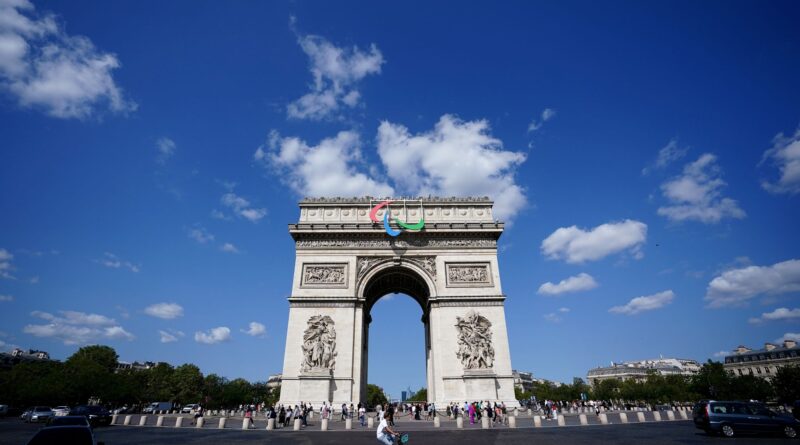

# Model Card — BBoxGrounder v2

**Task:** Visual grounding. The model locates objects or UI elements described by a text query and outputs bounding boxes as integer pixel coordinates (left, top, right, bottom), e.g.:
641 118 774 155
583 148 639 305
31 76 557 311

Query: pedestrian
359 404 366 427
468 402 476 424
342 403 348 421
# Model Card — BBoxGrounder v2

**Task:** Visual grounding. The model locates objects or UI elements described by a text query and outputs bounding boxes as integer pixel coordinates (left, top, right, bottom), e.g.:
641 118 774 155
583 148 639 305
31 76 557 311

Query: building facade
512 370 533 393
587 358 701 386
723 339 799 379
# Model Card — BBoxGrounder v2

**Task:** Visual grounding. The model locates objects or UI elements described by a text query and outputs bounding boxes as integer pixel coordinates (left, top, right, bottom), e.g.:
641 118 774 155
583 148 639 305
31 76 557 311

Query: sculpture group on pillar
301 315 337 373
455 310 495 370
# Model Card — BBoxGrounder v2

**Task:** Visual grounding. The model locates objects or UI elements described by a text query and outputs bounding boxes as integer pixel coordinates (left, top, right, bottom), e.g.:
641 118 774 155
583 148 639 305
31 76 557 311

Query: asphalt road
1 418 796 445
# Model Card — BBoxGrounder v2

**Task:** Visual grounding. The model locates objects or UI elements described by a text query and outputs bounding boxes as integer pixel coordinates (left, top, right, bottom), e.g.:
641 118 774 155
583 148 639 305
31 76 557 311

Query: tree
64 345 120 404
772 365 800 404
691 361 732 399
729 374 774 402
172 364 203 405
367 384 389 409
591 379 620 401
408 388 427 401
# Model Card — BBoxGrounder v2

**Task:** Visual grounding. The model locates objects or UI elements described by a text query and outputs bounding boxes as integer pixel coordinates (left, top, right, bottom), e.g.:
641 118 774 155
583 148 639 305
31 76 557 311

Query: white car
181 404 200 413
52 406 70 417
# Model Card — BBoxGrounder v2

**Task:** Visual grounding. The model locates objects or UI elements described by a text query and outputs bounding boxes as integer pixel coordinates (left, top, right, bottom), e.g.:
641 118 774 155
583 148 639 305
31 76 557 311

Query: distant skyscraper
401 391 408 401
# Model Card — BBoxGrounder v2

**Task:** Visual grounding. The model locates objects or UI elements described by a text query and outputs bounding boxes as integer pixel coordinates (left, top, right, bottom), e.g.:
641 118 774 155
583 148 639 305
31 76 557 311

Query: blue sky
1 0 800 400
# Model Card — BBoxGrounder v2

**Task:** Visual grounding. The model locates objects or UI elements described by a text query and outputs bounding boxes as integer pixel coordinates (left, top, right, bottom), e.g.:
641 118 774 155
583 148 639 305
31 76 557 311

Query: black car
47 415 91 427
69 405 112 427
27 425 104 445
693 400 799 438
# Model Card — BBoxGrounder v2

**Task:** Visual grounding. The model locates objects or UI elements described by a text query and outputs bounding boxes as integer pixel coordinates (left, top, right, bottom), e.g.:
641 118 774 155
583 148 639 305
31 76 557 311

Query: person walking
376 411 401 445
359 404 366 427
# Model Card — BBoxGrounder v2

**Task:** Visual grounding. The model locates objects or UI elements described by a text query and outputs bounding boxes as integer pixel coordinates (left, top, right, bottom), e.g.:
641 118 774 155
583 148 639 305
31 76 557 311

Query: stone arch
357 260 437 322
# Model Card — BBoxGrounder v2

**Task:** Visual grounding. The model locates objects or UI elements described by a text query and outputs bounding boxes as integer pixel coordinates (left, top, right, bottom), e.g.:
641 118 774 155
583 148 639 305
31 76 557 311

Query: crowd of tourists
446 401 510 425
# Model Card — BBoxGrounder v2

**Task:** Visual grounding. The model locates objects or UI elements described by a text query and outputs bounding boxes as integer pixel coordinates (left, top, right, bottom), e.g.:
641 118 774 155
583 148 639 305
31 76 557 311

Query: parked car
112 405 129 414
0 404 8 417
47 415 91 427
52 406 70 417
26 425 104 445
69 405 112 427
23 407 53 423
181 403 200 413
144 402 173 413
693 400 800 438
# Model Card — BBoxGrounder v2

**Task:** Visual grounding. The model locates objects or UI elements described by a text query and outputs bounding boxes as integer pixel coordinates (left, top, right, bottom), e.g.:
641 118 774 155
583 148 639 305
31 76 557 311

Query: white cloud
657 154 745 224
194 326 231 344
158 329 184 343
642 139 689 175
242 322 266 337
156 137 176 165
705 259 800 308
0 248 15 279
541 220 647 264
713 350 729 358
220 192 266 223
761 125 800 194
543 312 563 323
144 303 183 320
96 252 139 273
748 307 800 324
220 243 239 254
377 114 527 221
537 273 598 296
0 294 12 302
527 107 556 132
0 0 135 118
609 290 675 315
776 333 800 343
287 32 384 120
187 226 214 244
259 129 394 198
23 309 134 345
558 307 570 313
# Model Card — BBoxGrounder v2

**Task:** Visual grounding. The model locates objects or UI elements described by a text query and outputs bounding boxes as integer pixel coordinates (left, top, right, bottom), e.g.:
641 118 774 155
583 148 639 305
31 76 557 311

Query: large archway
278 197 517 407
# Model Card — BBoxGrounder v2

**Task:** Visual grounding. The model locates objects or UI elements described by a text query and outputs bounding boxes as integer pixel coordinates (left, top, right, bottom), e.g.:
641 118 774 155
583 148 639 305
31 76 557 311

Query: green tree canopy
367 384 389 409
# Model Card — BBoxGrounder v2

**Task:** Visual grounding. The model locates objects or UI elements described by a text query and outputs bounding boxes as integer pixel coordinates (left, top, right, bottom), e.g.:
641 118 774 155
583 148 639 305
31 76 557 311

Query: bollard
579 414 588 425
636 412 645 422
666 410 675 421
534 415 542 427
242 418 250 430
653 411 662 422
345 418 352 430
570 408 575 414
368 416 374 428
433 416 440 428
196 417 204 428
456 416 464 428
619 412 628 423
321 418 328 431
123 415 132 426
599 413 608 424
111 414 118 425
267 418 275 430
218 417 227 429
293 418 301 430
679 410 688 420
175 417 183 428
139 415 147 426
156 416 164 427
509 416 516 428
557 414 566 426
481 414 489 429
514 407 519 417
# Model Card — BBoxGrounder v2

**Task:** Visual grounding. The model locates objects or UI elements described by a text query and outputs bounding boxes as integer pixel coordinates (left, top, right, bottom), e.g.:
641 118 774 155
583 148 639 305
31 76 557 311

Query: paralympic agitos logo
369 200 425 237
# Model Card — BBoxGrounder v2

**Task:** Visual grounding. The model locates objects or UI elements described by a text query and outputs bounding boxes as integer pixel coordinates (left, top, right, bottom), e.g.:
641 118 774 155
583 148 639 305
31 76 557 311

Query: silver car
25 406 53 423
52 406 71 417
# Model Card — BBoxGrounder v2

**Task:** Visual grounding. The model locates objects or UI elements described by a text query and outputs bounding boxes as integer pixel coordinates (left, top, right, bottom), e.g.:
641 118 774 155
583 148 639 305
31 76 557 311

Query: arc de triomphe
278 197 517 407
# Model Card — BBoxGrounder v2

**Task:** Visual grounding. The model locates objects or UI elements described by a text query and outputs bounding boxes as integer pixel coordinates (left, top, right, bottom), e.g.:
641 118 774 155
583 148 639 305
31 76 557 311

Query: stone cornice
300 196 493 205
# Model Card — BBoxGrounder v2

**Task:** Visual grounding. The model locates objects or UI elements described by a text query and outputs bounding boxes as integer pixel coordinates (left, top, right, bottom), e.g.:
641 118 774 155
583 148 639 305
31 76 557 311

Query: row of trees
514 362 800 405
0 345 279 410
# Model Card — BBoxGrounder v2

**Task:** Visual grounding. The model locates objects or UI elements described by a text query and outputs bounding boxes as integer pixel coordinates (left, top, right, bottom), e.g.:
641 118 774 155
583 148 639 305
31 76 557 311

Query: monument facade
278 197 517 407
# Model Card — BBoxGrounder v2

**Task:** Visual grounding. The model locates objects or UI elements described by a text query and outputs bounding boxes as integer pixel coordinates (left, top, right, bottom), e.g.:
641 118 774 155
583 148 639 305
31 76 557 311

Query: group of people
264 402 314 428
447 401 509 426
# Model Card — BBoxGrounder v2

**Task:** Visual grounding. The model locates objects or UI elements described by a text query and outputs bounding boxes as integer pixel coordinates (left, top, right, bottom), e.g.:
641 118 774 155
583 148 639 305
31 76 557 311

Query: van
143 402 172 414
693 400 799 438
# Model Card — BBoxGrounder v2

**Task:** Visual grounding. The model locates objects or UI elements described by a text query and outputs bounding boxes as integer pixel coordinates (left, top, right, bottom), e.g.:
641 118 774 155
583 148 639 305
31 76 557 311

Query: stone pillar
508 416 516 428
619 412 628 423
636 412 645 422
666 410 675 421
368 416 374 428
175 417 183 428
433 416 440 428
514 407 519 417
123 415 131 425
679 410 688 420
579 414 588 425
533 415 542 427
139 416 147 426
293 418 301 430
111 414 118 425
242 418 250 429
345 418 352 430
218 418 227 429
456 416 464 428
481 414 489 429
196 417 204 428
321 418 328 431
267 418 275 430
557 415 565 426
653 411 662 422
599 413 608 425
156 416 164 427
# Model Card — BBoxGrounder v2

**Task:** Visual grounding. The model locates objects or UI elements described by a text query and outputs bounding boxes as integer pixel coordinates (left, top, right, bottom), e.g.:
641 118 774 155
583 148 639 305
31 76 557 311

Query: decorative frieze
296 236 497 249
446 263 493 287
301 263 348 288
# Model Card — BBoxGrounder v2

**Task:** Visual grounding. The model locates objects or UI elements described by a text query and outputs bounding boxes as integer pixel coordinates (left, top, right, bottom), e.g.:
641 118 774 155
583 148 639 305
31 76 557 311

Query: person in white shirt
359 405 367 427
376 411 399 445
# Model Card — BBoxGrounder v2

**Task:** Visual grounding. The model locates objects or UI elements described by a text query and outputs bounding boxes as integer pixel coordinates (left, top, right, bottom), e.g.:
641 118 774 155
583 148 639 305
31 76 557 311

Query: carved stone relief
356 256 437 282
455 310 495 370
446 263 492 287
301 263 348 288
301 315 337 373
